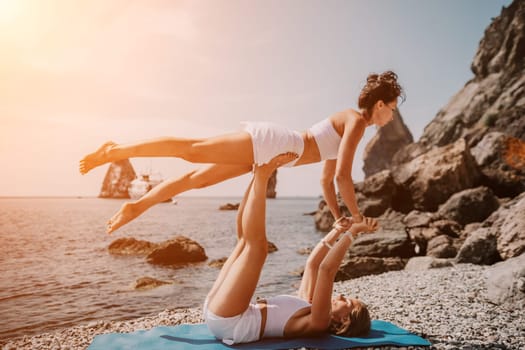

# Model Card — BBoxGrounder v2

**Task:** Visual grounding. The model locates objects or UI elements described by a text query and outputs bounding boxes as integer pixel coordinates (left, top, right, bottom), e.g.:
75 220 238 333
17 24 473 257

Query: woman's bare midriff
295 131 322 166
257 299 268 339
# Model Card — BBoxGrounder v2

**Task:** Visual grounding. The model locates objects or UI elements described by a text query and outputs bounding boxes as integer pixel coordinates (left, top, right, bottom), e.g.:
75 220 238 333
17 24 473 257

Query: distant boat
128 173 168 200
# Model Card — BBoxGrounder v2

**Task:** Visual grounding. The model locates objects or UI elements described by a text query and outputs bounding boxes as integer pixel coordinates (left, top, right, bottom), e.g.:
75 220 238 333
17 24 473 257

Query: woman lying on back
203 152 378 344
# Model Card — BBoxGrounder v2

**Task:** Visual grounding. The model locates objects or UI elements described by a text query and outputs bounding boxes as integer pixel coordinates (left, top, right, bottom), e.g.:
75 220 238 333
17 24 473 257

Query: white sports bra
309 118 342 160
263 295 311 337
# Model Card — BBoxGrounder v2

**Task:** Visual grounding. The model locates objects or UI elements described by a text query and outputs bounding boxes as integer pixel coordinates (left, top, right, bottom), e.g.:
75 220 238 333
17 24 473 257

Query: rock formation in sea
219 170 277 210
108 235 207 266
219 170 278 209
267 170 277 198
146 236 207 266
99 160 136 199
108 237 158 256
363 109 413 177
219 202 240 210
208 241 279 269
314 0 525 305
133 276 173 291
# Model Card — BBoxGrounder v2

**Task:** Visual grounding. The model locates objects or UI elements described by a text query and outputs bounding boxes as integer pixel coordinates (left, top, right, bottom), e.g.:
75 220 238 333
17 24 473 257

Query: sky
0 0 513 197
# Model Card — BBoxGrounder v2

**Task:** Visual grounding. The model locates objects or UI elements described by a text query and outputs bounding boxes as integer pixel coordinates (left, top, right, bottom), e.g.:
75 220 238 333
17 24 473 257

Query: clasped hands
332 215 379 237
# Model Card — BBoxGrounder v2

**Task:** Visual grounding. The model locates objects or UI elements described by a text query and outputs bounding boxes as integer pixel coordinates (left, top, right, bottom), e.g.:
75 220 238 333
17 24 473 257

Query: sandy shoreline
2 263 524 350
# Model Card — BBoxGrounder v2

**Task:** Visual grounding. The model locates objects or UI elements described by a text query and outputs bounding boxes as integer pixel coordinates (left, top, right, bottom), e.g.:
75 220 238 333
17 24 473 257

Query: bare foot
79 141 116 174
106 202 142 234
254 152 298 178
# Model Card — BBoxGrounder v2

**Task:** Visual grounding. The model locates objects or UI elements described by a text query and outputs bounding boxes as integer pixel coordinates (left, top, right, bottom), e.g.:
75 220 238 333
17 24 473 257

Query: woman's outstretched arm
334 116 367 222
298 217 352 302
320 160 341 220
308 218 378 330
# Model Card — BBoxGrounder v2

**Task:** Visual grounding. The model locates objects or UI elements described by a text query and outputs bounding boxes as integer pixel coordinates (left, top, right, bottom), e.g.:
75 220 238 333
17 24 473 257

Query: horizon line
0 195 322 199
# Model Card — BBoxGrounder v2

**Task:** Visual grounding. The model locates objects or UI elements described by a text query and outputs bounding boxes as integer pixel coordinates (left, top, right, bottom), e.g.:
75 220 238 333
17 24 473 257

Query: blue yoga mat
88 320 431 350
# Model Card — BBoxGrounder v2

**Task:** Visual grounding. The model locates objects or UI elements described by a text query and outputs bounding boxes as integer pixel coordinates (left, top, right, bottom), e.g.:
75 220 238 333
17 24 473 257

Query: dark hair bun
358 71 404 116
378 71 398 83
366 74 379 83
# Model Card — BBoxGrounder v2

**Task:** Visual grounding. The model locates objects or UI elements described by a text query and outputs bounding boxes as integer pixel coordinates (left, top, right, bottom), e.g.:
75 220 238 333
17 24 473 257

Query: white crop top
308 118 342 160
263 295 311 337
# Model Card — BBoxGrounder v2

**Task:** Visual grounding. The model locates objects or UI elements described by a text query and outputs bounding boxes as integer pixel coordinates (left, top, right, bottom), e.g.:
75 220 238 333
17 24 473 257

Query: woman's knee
245 238 268 258
187 170 217 189
186 170 206 188
180 141 205 162
189 165 252 189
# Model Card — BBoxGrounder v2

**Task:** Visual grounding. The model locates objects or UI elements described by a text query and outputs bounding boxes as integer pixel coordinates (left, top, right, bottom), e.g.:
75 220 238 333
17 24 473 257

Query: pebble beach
2 263 523 350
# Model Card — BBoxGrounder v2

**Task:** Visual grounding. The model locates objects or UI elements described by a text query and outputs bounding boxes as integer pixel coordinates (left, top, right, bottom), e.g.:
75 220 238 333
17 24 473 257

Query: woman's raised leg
206 174 255 302
207 152 298 317
106 164 252 234
79 132 254 174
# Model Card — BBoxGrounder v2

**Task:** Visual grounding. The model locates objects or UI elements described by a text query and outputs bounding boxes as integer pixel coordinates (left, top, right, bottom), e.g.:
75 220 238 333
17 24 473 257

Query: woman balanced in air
204 152 377 344
80 71 403 233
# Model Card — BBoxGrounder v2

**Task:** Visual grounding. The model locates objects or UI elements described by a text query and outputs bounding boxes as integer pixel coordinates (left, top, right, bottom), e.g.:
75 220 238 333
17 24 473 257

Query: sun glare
0 0 23 26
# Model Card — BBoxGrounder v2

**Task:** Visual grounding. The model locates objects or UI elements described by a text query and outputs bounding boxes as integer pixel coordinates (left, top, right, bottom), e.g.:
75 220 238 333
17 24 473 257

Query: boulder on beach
402 210 434 228
436 186 500 226
348 230 415 259
335 256 407 281
484 192 525 260
485 253 525 306
471 132 525 197
429 219 462 238
391 138 482 212
426 235 459 259
354 170 401 216
404 256 454 271
455 228 501 265
403 211 463 255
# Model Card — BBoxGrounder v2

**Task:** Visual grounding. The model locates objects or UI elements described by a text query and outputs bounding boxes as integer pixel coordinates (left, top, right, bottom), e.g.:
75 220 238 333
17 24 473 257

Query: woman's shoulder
329 109 366 133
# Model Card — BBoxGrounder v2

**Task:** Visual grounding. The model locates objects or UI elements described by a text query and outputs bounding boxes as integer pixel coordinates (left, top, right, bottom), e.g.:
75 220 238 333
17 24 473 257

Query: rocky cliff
420 0 524 146
315 0 525 294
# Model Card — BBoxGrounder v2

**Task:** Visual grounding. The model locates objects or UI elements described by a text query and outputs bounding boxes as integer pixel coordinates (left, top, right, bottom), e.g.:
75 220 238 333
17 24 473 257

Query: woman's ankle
106 143 119 160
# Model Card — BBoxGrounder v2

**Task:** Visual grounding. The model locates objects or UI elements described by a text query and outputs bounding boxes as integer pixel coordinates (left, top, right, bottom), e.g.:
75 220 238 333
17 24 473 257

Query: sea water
0 197 322 340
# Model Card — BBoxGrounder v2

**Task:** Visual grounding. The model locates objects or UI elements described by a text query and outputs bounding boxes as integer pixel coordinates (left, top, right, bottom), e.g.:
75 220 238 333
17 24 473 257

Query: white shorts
203 298 262 345
242 121 304 167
